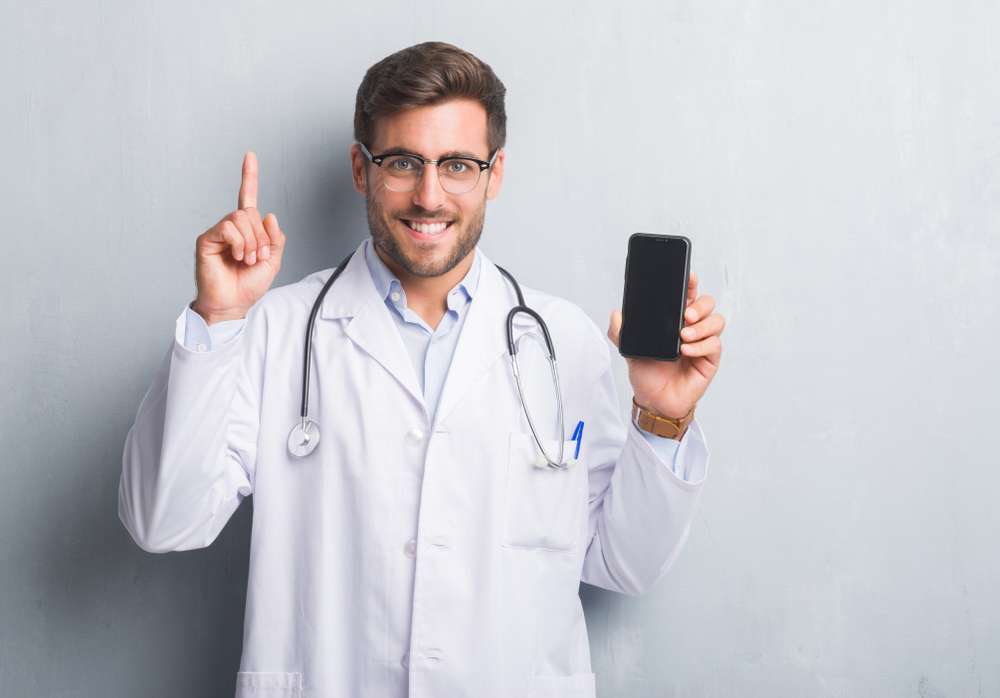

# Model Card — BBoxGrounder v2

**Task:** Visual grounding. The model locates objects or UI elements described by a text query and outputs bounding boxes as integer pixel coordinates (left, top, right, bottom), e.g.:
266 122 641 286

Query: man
119 41 725 698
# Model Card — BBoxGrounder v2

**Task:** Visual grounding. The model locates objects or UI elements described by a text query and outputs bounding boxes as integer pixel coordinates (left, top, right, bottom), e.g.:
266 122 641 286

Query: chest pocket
503 432 585 552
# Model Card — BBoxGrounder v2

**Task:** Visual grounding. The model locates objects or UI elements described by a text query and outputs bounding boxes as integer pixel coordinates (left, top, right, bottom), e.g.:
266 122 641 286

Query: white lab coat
118 238 710 698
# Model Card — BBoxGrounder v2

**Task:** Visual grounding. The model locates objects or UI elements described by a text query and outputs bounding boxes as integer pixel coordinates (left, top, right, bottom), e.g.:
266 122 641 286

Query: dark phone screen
619 235 689 360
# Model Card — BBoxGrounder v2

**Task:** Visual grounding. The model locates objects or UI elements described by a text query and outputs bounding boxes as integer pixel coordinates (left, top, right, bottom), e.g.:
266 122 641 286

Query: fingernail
261 245 270 260
248 251 256 264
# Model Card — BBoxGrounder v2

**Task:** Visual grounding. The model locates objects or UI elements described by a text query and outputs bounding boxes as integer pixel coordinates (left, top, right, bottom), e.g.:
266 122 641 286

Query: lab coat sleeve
118 302 263 553
580 339 710 596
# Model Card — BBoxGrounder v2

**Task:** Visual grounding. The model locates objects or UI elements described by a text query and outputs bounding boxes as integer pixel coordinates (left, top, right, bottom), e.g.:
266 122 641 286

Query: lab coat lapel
318 240 424 410
432 248 529 430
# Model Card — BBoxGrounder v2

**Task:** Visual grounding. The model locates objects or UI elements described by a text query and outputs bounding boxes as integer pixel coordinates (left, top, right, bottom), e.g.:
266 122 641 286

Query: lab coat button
195 342 207 352
407 427 425 442
404 538 417 558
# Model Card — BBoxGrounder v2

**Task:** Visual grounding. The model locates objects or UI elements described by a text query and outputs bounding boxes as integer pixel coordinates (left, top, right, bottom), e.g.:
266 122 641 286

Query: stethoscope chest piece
288 419 321 457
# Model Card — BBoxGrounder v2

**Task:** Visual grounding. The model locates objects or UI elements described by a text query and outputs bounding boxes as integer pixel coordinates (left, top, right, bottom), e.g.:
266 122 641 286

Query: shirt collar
363 237 481 308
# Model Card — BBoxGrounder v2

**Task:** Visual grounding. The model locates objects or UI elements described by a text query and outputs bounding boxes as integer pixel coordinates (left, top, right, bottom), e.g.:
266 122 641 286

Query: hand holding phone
607 232 725 424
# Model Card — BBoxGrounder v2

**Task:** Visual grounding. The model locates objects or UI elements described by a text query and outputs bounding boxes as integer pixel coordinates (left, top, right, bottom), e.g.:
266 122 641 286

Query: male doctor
119 41 726 698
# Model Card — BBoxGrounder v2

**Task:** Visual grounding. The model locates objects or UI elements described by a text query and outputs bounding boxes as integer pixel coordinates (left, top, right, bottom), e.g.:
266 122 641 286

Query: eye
388 156 420 172
445 160 469 174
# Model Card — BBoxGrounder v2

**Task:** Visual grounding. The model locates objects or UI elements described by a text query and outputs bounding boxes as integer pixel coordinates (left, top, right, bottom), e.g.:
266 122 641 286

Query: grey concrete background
2 1 998 696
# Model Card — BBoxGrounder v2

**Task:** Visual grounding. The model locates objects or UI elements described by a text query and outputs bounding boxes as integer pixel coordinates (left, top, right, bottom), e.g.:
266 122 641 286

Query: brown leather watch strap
631 397 695 440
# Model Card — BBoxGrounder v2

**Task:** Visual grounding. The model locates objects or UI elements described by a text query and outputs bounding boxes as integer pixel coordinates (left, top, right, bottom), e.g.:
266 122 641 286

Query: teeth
406 220 450 235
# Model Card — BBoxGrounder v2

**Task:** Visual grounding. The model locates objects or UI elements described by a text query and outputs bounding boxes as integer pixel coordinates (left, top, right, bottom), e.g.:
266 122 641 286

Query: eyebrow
378 146 487 160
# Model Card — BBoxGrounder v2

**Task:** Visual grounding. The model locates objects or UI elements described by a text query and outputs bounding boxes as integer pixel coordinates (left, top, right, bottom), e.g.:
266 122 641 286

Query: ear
485 148 505 200
350 143 367 195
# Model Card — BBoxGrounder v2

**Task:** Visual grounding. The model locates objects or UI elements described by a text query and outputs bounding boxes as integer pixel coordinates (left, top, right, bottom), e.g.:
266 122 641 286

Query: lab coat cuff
636 422 682 471
628 415 709 489
175 305 246 357
181 303 246 353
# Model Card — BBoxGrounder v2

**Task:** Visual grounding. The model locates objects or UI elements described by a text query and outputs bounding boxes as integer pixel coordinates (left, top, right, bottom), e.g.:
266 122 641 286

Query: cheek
371 197 396 221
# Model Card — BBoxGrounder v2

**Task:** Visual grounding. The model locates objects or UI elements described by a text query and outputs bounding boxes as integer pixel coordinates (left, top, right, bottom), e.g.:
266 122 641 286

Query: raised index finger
238 151 259 210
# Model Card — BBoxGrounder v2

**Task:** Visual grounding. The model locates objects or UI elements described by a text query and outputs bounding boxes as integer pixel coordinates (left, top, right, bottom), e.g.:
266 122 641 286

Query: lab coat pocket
503 432 583 552
235 671 303 697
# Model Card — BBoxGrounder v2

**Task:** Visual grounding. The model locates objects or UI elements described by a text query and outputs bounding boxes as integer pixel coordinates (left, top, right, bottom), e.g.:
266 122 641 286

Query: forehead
371 97 490 158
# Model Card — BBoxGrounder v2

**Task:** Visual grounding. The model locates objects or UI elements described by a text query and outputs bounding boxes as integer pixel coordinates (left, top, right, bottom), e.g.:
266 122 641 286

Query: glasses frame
357 141 499 194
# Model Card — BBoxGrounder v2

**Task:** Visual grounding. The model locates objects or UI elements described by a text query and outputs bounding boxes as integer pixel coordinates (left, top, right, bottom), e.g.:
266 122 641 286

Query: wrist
190 300 248 326
634 397 693 421
631 397 695 441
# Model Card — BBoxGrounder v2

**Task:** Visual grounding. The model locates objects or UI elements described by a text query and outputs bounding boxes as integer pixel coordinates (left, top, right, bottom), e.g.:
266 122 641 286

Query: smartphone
618 233 691 361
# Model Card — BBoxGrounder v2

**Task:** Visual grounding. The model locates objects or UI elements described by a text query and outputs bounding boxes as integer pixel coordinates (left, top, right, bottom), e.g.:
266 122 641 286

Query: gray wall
2 1 998 696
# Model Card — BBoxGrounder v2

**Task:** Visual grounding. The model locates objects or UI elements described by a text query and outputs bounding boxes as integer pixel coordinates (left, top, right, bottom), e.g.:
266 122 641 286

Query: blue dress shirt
183 239 685 476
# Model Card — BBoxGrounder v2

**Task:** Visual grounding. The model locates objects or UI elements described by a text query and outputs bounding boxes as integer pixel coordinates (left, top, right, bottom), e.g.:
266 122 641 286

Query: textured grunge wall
1 1 997 696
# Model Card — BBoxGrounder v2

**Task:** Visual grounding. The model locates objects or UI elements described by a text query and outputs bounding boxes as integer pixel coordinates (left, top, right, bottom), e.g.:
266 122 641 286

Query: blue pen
570 420 584 459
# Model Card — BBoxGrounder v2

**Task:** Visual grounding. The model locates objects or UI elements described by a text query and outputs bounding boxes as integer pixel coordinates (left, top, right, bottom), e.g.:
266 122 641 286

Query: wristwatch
631 397 695 440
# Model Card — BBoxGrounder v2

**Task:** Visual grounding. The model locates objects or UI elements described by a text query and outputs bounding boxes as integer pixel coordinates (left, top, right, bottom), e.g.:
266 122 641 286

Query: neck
374 244 476 327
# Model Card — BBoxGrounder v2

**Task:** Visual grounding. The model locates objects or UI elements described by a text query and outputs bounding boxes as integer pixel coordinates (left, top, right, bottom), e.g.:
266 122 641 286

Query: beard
364 182 486 278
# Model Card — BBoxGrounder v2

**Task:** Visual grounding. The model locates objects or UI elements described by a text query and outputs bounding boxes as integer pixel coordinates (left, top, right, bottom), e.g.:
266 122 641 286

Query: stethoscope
286 248 571 469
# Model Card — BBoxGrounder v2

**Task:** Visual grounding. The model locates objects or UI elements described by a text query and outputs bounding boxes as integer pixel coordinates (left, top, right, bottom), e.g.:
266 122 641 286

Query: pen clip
570 420 584 460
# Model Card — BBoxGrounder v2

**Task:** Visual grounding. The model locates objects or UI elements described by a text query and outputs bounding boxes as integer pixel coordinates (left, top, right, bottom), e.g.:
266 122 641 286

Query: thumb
263 212 286 262
607 309 622 348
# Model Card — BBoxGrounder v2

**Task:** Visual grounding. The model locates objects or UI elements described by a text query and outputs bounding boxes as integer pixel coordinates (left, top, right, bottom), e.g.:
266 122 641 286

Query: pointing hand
192 151 286 324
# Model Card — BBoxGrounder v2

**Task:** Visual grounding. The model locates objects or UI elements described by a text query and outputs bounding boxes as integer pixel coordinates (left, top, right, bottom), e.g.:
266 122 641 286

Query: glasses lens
439 159 481 194
380 155 422 192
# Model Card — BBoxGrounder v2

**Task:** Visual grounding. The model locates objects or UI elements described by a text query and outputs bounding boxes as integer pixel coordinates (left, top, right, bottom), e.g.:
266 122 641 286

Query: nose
410 163 447 212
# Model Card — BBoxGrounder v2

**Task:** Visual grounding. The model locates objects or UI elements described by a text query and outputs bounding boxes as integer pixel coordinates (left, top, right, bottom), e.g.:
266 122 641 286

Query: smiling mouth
401 219 454 236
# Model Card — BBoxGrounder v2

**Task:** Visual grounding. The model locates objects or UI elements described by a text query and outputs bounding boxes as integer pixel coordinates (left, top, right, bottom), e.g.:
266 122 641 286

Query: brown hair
353 41 507 155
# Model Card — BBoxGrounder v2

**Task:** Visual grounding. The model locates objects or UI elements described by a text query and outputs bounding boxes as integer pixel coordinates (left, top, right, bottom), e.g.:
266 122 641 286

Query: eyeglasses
357 142 498 195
